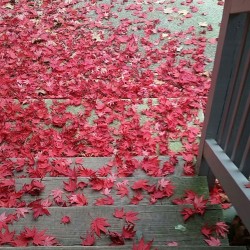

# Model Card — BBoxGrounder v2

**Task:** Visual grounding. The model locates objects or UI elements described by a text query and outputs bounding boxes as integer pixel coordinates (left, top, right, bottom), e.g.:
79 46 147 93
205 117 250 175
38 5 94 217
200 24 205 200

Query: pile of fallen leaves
0 0 232 248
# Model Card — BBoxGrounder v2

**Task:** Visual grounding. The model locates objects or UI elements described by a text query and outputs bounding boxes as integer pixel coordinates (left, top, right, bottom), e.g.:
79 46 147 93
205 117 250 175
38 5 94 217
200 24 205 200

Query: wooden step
1 156 186 178
0 247 246 250
0 205 227 247
9 176 209 206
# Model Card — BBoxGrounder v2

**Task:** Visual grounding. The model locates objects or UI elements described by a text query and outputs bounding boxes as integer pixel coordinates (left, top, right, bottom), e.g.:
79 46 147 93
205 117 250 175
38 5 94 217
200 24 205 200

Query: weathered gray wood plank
1 247 246 250
2 156 185 178
0 205 226 246
12 176 209 205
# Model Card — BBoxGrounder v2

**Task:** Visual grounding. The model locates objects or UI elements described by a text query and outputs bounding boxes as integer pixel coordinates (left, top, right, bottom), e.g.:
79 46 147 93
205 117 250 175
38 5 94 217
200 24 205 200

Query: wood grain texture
12 176 209 205
0 205 226 246
0 247 246 250
3 156 185 177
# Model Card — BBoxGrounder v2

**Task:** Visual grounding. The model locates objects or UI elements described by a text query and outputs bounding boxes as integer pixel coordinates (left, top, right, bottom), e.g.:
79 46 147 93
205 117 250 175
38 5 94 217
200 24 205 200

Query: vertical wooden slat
217 15 250 150
239 137 250 178
231 93 250 166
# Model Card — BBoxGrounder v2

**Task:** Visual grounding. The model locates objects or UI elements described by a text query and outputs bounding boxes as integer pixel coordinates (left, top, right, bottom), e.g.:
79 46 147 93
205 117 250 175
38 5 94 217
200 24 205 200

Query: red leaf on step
61 216 71 224
0 212 8 228
63 178 77 192
81 232 95 246
122 224 136 239
181 207 195 221
215 221 229 237
133 237 153 250
15 208 30 219
193 195 207 215
130 192 144 205
116 182 129 197
28 200 50 219
113 208 125 219
97 165 112 177
201 225 212 238
77 166 96 177
91 217 111 237
109 231 125 245
23 180 45 196
18 227 58 246
204 236 221 246
50 189 65 205
94 196 114 206
125 211 139 224
0 228 15 245
89 177 105 191
68 194 88 206
131 179 149 190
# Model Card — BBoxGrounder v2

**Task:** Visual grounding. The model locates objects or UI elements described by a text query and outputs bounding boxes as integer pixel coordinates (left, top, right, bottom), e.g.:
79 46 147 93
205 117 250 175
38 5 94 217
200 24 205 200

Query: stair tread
1 205 226 246
1 156 186 178
0 247 246 250
6 176 209 206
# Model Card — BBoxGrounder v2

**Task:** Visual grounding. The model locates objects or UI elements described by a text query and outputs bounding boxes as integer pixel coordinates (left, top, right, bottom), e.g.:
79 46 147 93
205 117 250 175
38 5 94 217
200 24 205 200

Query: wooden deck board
0 247 246 250
1 156 185 178
0 205 227 246
12 176 209 205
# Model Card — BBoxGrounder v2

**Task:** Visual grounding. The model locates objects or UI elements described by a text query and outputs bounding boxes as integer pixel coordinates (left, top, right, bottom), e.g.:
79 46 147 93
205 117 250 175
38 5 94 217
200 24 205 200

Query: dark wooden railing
196 0 250 231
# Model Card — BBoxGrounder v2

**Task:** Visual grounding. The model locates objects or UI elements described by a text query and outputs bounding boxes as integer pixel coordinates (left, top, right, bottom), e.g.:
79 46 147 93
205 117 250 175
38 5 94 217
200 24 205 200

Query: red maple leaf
97 166 112 177
113 208 125 219
81 232 95 246
15 208 30 219
77 166 96 177
91 217 110 237
0 227 15 245
61 216 71 224
28 200 50 219
68 194 88 206
125 211 139 224
63 178 77 192
0 212 8 228
23 180 45 196
133 237 153 250
201 225 212 238
204 236 221 246
109 231 125 245
131 179 149 190
116 183 129 197
130 193 144 205
122 224 136 239
214 221 229 237
89 177 105 191
193 195 207 215
32 229 48 246
181 207 195 221
50 189 65 205
19 227 58 246
94 196 114 206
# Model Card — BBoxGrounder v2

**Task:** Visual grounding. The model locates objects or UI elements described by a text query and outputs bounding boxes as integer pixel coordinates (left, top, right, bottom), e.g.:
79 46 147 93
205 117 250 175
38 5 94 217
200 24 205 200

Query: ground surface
0 0 230 248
